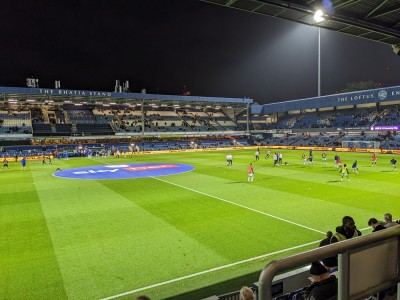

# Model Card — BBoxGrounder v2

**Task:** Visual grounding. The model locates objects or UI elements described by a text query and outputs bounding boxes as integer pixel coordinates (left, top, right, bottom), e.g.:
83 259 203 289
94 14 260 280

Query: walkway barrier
259 226 400 300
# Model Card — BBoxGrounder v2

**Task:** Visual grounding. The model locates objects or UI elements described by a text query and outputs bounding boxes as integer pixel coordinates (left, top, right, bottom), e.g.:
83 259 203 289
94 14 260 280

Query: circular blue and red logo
53 163 194 180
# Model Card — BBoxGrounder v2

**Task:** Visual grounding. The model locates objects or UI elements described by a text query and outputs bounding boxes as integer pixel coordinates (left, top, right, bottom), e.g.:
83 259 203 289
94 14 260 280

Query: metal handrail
259 226 400 300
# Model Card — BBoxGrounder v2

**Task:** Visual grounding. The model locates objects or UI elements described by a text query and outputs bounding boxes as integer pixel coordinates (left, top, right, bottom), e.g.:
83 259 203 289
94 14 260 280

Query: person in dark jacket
319 231 333 247
368 218 386 232
330 216 362 243
304 261 337 300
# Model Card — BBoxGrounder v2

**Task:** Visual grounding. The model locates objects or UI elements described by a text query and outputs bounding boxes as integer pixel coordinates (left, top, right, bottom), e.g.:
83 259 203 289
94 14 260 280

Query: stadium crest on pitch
53 163 194 180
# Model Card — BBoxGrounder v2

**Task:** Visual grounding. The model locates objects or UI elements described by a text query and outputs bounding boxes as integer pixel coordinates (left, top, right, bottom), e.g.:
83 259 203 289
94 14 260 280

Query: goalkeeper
340 164 350 181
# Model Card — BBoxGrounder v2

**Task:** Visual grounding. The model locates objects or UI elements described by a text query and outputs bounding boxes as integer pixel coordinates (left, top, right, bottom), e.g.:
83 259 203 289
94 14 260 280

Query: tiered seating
66 107 96 124
55 124 72 134
65 106 114 135
32 123 52 135
92 108 118 124
55 108 67 124
146 106 185 132
0 110 32 134
381 135 400 149
75 123 114 135
251 115 269 130
31 108 45 123
204 108 240 130
268 107 381 130
374 105 400 126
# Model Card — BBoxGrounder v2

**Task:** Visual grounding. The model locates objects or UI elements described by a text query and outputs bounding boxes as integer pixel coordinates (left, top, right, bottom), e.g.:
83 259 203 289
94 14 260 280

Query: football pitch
1 149 399 300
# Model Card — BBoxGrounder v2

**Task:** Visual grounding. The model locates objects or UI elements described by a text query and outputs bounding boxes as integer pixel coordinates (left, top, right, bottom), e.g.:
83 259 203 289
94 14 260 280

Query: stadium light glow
314 9 325 23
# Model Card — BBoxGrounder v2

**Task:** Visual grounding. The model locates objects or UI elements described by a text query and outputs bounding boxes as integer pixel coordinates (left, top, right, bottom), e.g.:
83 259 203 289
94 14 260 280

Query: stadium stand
2 85 400 299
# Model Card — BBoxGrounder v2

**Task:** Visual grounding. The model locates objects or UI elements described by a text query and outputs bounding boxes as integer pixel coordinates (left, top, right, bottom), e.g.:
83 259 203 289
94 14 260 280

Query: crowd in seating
0 110 32 134
221 215 399 300
0 103 399 144
0 138 250 159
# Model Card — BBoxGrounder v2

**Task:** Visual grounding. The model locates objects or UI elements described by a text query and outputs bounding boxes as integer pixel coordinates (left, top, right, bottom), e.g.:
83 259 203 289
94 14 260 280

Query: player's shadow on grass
327 180 341 183
381 170 394 172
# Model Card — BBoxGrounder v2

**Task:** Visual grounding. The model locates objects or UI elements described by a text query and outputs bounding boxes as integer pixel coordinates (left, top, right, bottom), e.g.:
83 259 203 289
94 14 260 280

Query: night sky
1 0 399 104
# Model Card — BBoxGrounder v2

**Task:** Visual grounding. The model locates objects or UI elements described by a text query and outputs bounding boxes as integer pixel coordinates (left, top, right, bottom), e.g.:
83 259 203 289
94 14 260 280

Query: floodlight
314 10 325 23
392 44 400 55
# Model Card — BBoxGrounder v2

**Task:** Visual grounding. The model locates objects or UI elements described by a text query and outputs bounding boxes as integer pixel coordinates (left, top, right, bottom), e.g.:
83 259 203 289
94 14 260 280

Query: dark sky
1 0 399 104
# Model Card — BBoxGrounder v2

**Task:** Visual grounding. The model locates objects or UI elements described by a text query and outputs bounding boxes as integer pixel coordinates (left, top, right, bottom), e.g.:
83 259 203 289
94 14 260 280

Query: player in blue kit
352 160 358 174
390 158 397 171
21 155 27 170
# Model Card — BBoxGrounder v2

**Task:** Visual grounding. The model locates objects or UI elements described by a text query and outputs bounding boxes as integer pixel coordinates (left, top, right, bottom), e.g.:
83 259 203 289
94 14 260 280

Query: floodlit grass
1 149 399 299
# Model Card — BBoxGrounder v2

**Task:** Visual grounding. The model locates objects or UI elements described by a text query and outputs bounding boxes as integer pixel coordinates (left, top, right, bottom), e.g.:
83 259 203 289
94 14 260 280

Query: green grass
1 149 399 299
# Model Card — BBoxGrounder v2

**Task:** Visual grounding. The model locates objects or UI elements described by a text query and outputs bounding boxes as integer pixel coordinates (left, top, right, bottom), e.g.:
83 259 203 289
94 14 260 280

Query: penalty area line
100 239 320 300
153 177 325 235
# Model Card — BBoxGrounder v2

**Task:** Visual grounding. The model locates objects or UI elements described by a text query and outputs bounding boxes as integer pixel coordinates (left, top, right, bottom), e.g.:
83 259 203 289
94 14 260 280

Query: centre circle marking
53 163 194 180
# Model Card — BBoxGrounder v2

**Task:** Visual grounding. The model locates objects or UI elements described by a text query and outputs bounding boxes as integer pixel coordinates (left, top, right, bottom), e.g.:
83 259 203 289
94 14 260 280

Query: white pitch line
88 157 322 235
100 239 320 300
90 157 373 233
90 157 371 300
153 177 325 235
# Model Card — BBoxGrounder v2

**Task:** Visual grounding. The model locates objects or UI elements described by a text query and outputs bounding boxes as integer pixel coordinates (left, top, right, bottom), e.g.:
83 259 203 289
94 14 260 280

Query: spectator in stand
136 296 151 300
368 218 386 232
239 286 255 300
384 213 399 228
303 261 337 300
322 257 338 278
319 231 333 247
331 216 361 243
